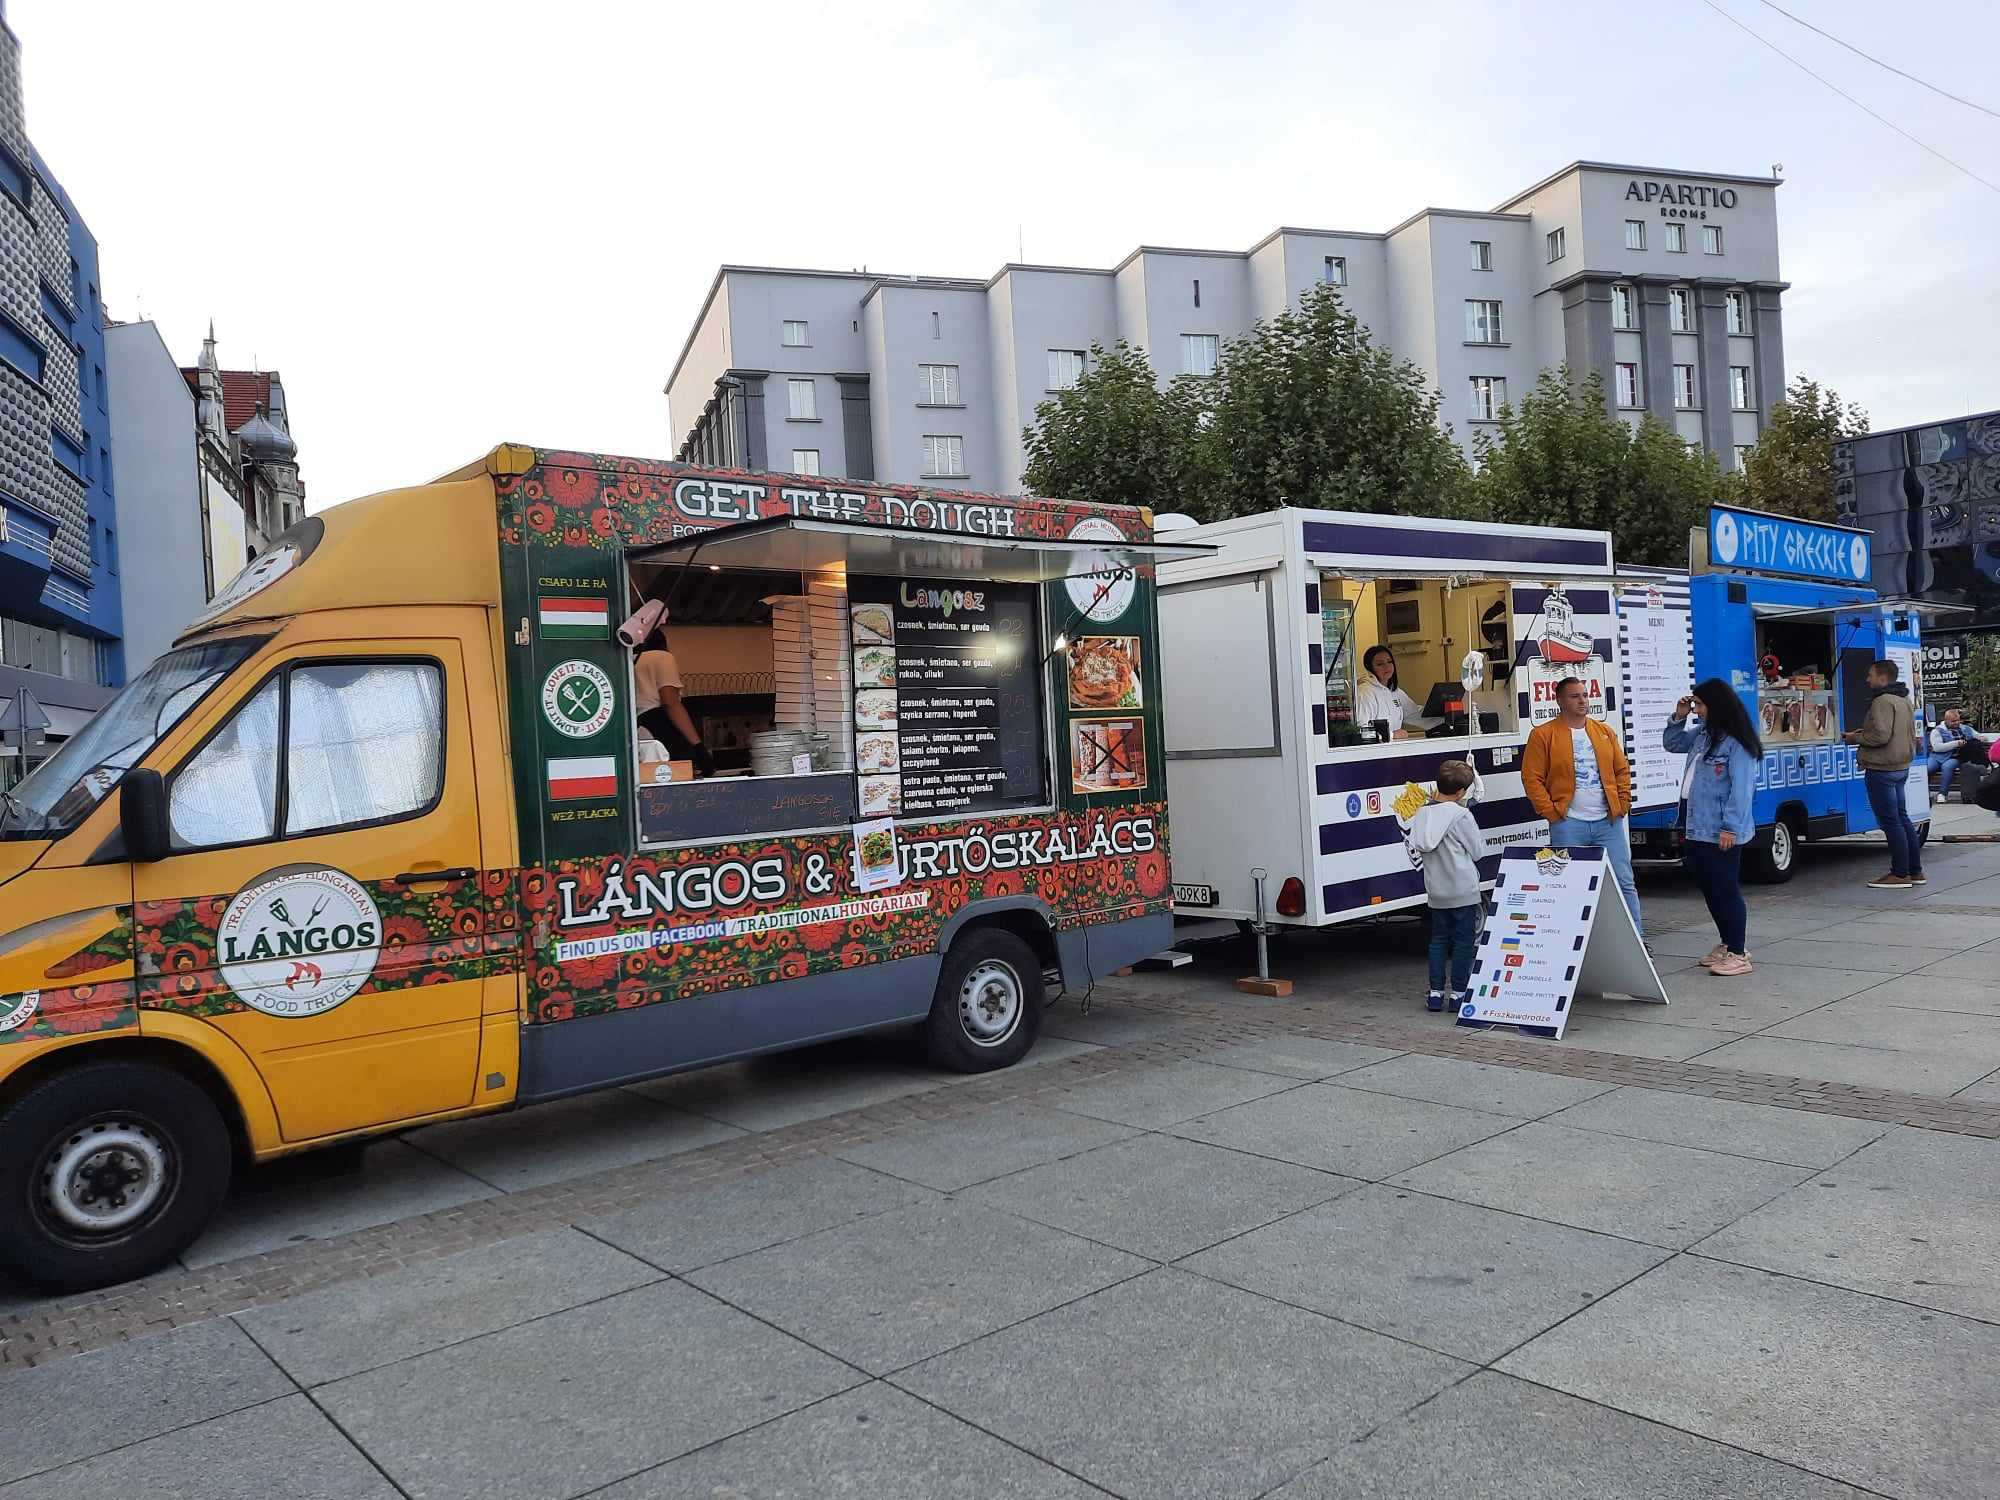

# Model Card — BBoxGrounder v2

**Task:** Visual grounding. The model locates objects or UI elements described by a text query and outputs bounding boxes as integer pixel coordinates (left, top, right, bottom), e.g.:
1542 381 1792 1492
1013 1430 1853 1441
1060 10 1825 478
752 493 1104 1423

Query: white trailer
1158 507 1623 927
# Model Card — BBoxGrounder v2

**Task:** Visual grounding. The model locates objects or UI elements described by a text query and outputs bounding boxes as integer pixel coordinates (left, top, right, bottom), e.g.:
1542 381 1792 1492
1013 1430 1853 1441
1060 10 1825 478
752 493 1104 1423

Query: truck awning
1750 598 1976 623
624 515 1213 583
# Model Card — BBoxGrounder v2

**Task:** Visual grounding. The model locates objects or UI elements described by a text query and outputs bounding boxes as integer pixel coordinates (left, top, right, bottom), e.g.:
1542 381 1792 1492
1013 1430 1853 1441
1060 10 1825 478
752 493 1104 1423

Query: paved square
833 1101 1140 1192
1541 1086 1892 1168
1696 1126 2000 1322
964 1133 1354 1261
1170 1080 1519 1179
404 1087 744 1192
314 1281 860 1500
1392 1121 1813 1248
1331 1053 1619 1119
895 1268 1467 1500
1046 1059 1302 1129
1179 1182 1668 1361
1500 1256 2000 1500
685 1199 1147 1374
1192 1036 1403 1080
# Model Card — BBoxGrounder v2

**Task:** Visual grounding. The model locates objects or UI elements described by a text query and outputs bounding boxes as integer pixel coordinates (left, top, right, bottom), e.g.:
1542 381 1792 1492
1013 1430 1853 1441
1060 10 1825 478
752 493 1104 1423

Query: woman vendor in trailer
1356 645 1424 740
631 605 712 773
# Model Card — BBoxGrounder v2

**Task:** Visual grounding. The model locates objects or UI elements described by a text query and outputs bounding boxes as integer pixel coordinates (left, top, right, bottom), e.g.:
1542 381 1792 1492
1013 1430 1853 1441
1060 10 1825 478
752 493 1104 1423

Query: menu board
848 576 1044 818
1067 634 1148 795
1616 582 1694 811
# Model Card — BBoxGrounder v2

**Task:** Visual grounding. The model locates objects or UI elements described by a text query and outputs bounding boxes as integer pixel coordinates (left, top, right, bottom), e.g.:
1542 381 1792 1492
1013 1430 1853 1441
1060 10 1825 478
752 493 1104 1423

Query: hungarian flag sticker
547 755 616 801
539 596 609 640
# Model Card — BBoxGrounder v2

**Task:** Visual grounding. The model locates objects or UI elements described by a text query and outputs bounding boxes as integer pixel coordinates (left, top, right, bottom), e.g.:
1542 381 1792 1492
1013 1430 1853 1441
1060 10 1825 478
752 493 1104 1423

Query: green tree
1198 283 1470 519
1020 341 1212 511
1737 375 1869 524
1958 634 2000 730
1464 366 1719 568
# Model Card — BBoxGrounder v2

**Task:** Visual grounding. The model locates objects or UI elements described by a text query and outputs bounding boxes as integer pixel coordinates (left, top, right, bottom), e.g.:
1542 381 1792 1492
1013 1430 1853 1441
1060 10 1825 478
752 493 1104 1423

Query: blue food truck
1618 505 1935 883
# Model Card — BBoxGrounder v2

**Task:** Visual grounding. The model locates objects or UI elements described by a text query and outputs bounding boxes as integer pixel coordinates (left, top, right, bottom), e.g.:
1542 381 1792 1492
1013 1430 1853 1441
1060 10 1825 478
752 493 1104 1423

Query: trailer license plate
1174 883 1219 907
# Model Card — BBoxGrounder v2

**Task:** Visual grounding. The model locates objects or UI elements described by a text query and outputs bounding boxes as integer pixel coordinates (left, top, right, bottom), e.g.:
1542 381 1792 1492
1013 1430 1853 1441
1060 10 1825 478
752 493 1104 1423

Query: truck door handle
394 866 475 886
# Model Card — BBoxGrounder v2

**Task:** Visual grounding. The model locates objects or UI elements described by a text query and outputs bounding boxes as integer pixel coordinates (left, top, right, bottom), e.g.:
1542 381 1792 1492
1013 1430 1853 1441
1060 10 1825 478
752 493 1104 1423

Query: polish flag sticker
547 756 617 801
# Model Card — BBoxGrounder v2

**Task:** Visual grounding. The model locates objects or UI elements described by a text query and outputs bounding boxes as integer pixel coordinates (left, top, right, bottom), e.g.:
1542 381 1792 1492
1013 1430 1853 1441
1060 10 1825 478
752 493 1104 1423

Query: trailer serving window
1320 573 1516 745
625 518 1203 846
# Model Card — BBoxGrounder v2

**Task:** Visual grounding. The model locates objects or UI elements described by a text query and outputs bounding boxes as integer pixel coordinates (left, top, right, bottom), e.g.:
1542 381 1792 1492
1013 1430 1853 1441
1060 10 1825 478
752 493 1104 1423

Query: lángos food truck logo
1065 516 1137 623
0 989 39 1033
541 660 616 739
217 867 383 1017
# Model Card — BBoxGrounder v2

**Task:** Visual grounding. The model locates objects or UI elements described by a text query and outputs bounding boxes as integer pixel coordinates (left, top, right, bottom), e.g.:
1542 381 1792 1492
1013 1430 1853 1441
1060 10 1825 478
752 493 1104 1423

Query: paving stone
182 1137 497 1267
583 1155 936 1272
1831 910 2000 948
965 1134 1354 1261
1957 1070 2000 1103
1280 1369 1875 1498
1696 1126 2000 1322
1047 1059 1301 1129
598 1382 1106 1498
236 1227 661 1386
685 1199 1147 1375
833 1101 1140 1192
1499 1256 2000 1500
1755 937 1958 975
1332 1054 1619 1119
1192 1036 1403 1080
1541 1012 1741 1060
1763 993 2000 1060
1170 1081 1518 1180
1180 1183 1666 1362
0 1394 395 1499
1544 1086 1892 1168
895 1268 1466 1500
0 1319 290 1484
1694 1034 1999 1095
1391 1121 1812 1249
1834 972 2000 1018
315 1281 859 1500
1922 952 2000 981
1042 1004 1192 1047
404 1087 745 1192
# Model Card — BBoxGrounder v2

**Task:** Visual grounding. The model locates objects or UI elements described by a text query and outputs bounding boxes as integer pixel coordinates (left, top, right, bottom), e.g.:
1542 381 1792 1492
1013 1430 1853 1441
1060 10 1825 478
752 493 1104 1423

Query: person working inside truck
1522 677 1644 941
633 622 712 773
1930 707 1992 804
1357 646 1424 740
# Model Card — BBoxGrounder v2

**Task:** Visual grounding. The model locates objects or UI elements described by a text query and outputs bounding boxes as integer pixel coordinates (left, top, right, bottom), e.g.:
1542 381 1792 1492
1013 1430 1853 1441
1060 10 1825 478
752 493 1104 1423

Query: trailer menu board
1616 580 1695 811
848 576 1044 818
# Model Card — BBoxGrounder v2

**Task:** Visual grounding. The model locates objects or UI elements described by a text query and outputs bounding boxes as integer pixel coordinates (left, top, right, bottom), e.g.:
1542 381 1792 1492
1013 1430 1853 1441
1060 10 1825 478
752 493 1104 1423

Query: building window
1181 333 1219 377
1545 228 1566 263
1730 366 1753 410
1611 283 1636 330
1192 278 1201 308
921 434 965 477
1470 240 1492 271
1624 219 1647 251
1616 363 1641 408
781 319 809 347
1469 376 1507 422
1703 225 1724 255
1673 365 1697 409
93 364 105 412
1047 349 1086 391
1464 300 1504 345
917 363 959 405
791 449 821 476
1323 255 1347 286
1665 223 1687 253
1726 290 1749 335
1668 287 1695 332
1735 444 1755 470
787 377 817 420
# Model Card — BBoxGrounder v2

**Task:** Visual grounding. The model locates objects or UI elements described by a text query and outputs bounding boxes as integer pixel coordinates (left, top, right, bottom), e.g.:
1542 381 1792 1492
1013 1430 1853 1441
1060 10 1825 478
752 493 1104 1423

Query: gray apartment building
666 160 1787 496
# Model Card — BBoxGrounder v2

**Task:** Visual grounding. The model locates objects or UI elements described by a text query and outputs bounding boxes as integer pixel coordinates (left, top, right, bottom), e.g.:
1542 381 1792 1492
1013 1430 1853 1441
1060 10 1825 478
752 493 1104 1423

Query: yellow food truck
0 446 1188 1290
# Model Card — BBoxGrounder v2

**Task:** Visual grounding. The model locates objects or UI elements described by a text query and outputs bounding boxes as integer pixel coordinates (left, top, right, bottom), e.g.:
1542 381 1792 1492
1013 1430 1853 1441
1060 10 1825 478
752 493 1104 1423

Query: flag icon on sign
547 756 616 800
539 597 610 640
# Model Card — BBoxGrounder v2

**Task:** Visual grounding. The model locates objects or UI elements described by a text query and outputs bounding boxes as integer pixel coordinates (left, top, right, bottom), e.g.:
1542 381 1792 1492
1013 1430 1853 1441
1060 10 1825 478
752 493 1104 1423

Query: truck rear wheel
0 1061 231 1293
1742 819 1796 884
925 928 1043 1073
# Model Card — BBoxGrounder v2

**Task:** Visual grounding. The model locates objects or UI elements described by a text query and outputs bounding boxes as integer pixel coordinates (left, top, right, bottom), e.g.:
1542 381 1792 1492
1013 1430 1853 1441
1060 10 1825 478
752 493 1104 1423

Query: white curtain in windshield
169 679 280 847
284 663 443 834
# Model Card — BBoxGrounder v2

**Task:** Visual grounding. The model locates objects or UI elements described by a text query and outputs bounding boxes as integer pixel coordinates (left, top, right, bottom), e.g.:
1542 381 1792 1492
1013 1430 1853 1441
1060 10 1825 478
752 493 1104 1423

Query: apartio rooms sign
1625 179 1740 220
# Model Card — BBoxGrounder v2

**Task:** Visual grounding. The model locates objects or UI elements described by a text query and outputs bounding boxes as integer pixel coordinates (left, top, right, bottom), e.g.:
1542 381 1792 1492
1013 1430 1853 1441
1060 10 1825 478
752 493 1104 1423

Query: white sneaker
1934 793 1946 804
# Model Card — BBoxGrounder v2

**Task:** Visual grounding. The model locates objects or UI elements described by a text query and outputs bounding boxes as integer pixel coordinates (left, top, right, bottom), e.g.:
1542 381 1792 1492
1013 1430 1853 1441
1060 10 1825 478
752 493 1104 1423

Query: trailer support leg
1236 866 1293 997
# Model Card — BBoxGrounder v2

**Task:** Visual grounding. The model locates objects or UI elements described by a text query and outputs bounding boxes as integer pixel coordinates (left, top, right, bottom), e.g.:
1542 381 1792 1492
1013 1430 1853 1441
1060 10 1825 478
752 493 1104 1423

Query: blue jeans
1864 768 1923 877
1428 903 1480 994
1936 753 1963 800
1549 815 1643 938
1684 841 1746 954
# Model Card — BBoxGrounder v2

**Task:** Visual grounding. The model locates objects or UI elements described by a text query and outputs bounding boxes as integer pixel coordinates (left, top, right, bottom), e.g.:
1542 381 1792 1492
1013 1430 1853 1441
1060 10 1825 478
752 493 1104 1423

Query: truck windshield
0 636 262 839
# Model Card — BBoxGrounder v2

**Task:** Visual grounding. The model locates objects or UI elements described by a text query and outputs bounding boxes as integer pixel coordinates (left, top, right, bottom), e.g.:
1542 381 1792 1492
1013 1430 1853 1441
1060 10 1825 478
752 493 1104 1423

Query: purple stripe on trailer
1302 521 1609 570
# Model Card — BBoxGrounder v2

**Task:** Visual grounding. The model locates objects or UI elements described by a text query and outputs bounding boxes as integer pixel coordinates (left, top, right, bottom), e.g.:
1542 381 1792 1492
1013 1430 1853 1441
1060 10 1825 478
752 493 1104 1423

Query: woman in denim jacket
1664 677 1761 976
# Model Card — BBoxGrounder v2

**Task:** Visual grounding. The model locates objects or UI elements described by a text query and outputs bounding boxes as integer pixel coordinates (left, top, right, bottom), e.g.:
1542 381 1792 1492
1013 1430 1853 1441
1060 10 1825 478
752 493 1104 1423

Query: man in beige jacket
1843 659 1923 889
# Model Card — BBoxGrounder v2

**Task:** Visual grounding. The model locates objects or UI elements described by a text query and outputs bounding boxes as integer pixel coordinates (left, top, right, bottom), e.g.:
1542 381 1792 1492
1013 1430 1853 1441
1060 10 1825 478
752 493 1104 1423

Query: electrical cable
1699 0 2000 196
1752 0 2000 122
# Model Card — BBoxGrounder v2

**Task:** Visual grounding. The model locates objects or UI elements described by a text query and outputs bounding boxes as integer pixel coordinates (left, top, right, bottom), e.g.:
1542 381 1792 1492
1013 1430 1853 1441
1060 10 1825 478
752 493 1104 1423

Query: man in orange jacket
1522 676 1643 939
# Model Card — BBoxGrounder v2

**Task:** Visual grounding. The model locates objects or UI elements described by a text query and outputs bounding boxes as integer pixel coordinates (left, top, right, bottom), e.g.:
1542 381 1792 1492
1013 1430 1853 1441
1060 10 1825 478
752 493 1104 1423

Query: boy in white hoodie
1409 760 1487 1012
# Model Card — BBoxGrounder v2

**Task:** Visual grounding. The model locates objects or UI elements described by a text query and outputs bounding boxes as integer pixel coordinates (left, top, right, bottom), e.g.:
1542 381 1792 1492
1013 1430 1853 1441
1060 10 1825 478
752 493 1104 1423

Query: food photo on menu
851 602 894 646
857 730 900 775
854 689 899 729
1068 635 1142 710
1071 717 1147 794
859 773 903 816
853 644 897 689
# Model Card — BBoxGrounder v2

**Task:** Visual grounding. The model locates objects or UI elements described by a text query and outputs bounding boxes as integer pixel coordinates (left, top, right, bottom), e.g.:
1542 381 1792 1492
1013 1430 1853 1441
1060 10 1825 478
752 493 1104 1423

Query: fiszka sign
1625 180 1739 220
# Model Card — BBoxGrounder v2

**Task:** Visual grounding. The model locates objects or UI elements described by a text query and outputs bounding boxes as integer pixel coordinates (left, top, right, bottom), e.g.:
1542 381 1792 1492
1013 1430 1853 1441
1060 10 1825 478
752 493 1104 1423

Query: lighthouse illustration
1535 587 1595 666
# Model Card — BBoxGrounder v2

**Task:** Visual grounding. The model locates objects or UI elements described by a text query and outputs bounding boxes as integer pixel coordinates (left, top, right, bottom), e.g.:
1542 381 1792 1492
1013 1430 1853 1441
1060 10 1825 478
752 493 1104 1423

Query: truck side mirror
120 768 171 863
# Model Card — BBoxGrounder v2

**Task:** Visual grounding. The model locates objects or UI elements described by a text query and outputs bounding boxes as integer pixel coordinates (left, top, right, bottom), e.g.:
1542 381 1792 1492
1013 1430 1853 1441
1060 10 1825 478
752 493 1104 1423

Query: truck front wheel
925 928 1044 1073
0 1061 231 1293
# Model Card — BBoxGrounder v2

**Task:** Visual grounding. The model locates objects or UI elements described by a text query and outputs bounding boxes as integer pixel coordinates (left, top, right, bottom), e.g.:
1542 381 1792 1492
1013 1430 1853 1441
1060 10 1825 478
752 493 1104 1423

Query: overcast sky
14 0 1998 508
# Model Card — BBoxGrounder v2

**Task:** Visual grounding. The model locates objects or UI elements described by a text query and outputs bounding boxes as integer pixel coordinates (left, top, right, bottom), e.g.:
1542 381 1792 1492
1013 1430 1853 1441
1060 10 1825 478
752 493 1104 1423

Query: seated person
1356 646 1425 740
1930 707 1990 803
